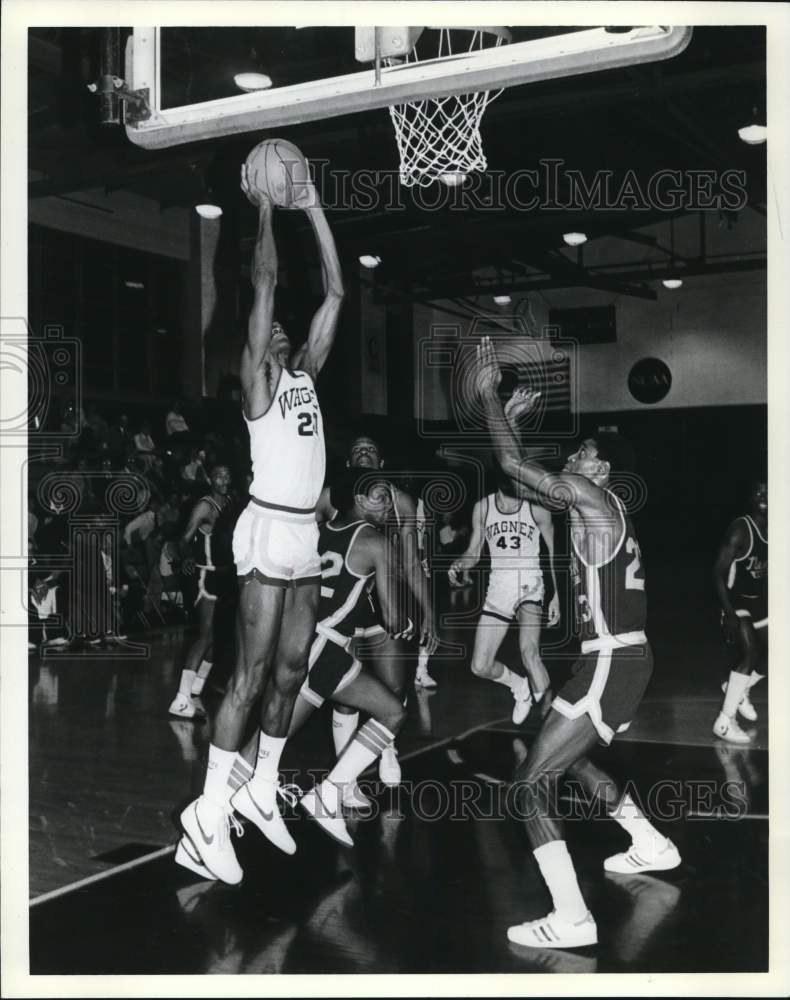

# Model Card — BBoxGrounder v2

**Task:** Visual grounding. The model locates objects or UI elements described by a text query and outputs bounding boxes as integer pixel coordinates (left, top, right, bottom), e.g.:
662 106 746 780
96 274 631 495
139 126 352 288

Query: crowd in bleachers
28 396 251 650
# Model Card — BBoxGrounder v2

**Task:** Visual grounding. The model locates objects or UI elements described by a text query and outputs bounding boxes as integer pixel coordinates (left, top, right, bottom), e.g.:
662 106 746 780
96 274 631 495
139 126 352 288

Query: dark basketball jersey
188 495 227 569
318 519 377 639
570 490 647 642
728 515 768 603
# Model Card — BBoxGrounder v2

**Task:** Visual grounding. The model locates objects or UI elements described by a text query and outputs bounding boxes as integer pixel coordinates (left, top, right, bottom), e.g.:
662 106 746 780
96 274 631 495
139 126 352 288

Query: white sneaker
342 782 373 812
180 796 243 885
175 835 216 880
507 910 598 949
46 636 69 647
231 779 298 855
300 783 353 847
379 744 401 786
414 667 438 689
713 711 752 744
169 694 198 719
721 681 758 722
511 677 533 725
604 835 681 874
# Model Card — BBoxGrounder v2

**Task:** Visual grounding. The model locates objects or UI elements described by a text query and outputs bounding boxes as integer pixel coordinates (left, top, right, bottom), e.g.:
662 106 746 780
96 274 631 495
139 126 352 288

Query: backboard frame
124 25 693 150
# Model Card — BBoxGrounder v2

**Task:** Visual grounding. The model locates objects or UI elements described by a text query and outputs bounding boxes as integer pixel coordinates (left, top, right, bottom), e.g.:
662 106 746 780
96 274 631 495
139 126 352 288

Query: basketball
243 138 310 208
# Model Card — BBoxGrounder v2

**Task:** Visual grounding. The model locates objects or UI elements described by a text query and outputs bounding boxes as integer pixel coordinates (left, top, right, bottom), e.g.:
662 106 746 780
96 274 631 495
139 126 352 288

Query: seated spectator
181 448 210 488
134 420 157 468
107 413 132 464
165 401 190 443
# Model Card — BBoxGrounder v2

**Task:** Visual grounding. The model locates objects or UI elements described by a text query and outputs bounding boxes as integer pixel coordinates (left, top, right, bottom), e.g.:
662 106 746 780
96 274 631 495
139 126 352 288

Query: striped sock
228 754 254 794
191 660 213 695
327 720 395 788
203 744 237 810
332 709 359 757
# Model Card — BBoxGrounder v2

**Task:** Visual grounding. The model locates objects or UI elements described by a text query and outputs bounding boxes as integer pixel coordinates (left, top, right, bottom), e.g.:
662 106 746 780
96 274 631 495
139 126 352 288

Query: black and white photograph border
2 1 790 997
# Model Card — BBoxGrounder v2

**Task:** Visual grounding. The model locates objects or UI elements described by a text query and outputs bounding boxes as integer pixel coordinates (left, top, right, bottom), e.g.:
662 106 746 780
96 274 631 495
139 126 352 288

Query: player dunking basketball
179 154 344 884
474 337 680 950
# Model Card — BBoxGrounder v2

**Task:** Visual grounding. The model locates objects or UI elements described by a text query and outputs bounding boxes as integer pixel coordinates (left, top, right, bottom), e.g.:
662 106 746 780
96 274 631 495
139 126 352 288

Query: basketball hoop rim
426 26 512 45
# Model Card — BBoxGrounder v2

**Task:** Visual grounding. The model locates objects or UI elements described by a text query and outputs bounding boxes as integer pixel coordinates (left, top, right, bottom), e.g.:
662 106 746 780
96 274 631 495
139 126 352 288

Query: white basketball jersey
483 493 541 573
246 368 325 512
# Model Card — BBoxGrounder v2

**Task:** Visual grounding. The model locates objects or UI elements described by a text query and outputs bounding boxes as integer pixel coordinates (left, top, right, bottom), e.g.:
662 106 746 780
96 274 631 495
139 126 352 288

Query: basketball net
388 28 511 188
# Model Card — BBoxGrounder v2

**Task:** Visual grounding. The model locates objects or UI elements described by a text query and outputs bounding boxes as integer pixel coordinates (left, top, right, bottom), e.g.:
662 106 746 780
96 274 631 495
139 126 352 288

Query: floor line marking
30 845 174 907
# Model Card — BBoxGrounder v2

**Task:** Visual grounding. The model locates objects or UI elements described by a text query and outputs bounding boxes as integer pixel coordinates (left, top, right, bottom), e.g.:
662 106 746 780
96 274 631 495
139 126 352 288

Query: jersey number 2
298 412 316 436
320 551 343 599
625 537 645 591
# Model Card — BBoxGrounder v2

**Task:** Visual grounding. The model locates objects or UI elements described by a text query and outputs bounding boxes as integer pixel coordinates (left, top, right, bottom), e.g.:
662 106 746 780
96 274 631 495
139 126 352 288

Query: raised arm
448 498 486 585
474 337 599 514
240 169 278 417
713 518 749 641
291 191 345 380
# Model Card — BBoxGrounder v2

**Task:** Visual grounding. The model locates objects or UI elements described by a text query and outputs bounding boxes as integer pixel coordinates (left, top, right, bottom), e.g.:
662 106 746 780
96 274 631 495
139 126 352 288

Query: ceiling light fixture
359 254 382 269
738 124 767 145
195 203 223 219
124 280 144 290
493 295 511 305
662 278 683 290
234 72 273 92
563 232 587 247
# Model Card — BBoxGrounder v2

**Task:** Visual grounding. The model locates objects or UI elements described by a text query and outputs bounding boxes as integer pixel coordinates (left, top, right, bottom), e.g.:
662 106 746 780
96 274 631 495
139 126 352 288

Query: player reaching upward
712 479 768 744
449 470 559 724
474 337 679 950
169 465 233 719
179 154 344 885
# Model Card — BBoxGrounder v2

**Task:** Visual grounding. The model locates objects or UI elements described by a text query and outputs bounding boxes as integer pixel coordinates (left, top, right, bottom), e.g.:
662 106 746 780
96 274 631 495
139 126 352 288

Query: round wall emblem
628 357 672 404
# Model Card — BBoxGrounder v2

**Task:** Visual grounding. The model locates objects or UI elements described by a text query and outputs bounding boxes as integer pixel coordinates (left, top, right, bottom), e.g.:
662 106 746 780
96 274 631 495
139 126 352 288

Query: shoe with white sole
379 744 401 786
180 796 243 885
414 668 438 690
511 677 533 725
169 694 199 719
604 835 681 875
231 779 299 855
713 711 752 744
721 681 758 722
507 910 598 949
175 835 216 880
300 783 353 847
342 782 373 812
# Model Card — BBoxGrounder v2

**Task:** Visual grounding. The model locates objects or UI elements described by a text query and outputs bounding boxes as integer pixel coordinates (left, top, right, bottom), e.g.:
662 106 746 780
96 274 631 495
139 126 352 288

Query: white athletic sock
608 793 661 846
228 754 254 794
533 840 588 922
417 648 431 672
722 670 751 718
328 720 395 789
178 669 196 697
203 744 237 809
748 671 765 690
332 709 359 758
191 660 213 695
250 732 287 787
492 664 520 691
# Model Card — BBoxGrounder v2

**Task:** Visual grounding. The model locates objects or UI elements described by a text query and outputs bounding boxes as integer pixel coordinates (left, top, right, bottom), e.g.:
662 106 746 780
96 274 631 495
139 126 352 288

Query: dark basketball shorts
299 629 362 708
553 632 653 745
729 595 768 631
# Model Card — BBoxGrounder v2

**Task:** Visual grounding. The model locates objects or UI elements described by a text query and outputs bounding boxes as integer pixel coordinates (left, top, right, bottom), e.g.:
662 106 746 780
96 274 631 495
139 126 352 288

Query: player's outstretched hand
474 337 502 397
504 383 541 425
240 163 271 209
